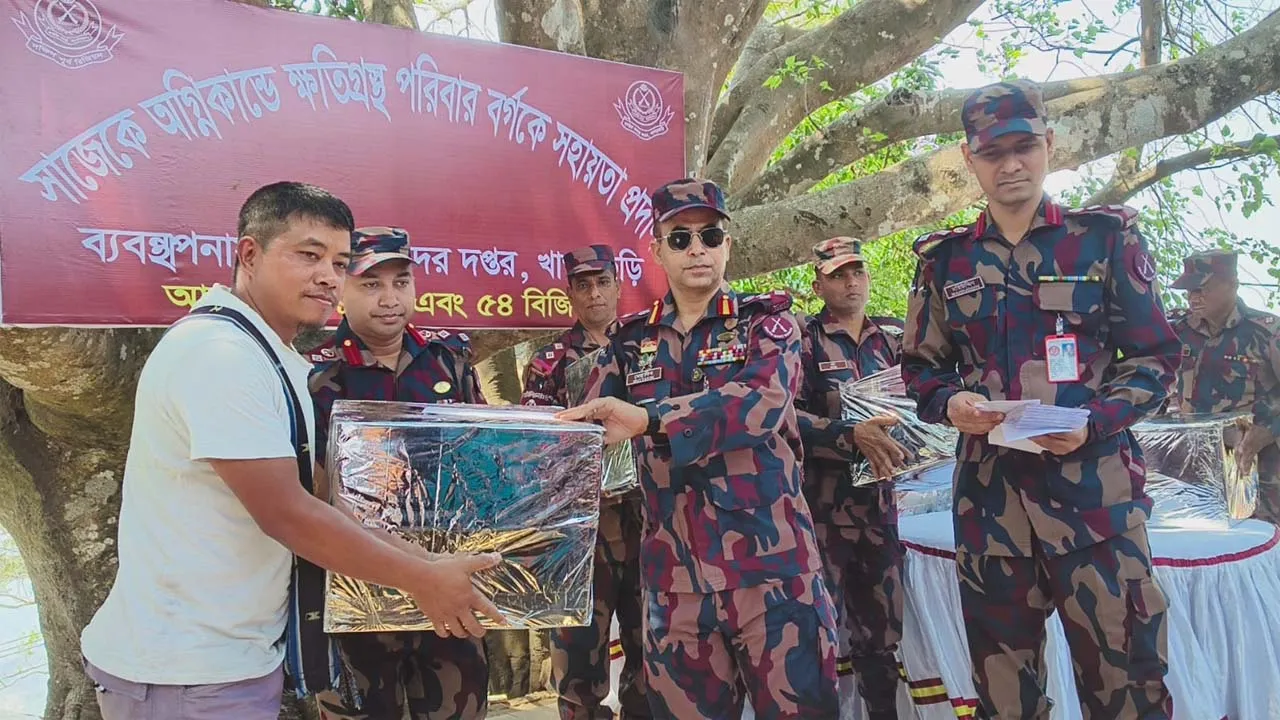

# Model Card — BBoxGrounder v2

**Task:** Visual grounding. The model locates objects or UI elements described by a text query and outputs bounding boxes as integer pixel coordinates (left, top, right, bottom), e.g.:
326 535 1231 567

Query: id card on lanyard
1046 313 1080 383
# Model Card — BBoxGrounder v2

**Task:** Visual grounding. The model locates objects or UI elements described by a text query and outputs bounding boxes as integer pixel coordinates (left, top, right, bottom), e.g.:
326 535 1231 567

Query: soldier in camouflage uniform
559 179 838 719
901 81 1180 719
309 227 490 720
1168 249 1280 525
794 237 908 720
520 245 650 720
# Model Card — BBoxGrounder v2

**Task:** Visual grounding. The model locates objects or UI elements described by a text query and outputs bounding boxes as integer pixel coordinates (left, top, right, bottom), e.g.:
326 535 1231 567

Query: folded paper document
979 401 1090 452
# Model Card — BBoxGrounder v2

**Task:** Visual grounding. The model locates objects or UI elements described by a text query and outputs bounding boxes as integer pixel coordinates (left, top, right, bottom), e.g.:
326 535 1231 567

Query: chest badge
717 331 736 345
626 367 663 386
818 360 852 373
433 380 452 394
943 275 985 300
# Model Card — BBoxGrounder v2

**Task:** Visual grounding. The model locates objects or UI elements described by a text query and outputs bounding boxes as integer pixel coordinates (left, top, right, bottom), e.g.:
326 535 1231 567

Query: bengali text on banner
0 0 685 328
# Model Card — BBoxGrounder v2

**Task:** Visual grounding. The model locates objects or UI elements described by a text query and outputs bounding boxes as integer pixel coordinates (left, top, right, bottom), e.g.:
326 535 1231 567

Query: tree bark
704 0 985 189
725 7 1280 276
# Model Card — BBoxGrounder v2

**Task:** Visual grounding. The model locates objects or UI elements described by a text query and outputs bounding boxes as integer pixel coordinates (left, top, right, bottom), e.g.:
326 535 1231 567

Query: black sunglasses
660 226 727 252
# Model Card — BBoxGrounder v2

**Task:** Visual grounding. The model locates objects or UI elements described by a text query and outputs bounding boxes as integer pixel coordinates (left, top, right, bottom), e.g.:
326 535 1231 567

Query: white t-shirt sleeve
170 330 299 462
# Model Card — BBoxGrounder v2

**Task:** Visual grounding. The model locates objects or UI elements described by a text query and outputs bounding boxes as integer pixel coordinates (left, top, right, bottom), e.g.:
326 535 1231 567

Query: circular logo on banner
14 0 124 70
614 81 674 142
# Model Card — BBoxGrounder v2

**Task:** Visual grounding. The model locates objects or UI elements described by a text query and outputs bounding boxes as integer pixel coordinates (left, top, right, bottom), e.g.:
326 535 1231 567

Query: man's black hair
233 181 355 280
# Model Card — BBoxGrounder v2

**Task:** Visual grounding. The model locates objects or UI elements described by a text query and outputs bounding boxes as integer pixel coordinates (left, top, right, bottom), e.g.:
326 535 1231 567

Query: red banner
0 0 685 328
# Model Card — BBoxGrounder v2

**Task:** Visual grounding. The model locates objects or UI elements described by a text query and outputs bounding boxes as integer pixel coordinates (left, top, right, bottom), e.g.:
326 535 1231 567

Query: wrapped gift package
565 348 641 498
839 365 960 487
1132 411 1257 525
323 400 603 633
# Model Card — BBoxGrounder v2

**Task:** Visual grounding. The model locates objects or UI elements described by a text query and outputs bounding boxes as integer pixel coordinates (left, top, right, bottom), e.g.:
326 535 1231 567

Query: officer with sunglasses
560 179 839 719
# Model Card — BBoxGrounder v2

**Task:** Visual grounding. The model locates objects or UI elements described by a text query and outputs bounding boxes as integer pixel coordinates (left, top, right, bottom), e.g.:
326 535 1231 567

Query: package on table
840 365 960 487
323 399 604 633
565 347 640 498
1132 411 1257 527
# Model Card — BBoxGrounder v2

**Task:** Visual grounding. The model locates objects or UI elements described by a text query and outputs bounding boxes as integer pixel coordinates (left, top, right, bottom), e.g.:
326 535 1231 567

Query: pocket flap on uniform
1034 281 1104 315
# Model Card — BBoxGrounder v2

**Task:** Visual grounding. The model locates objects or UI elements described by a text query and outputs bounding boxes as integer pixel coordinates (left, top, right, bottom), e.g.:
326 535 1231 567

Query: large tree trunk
0 328 159 720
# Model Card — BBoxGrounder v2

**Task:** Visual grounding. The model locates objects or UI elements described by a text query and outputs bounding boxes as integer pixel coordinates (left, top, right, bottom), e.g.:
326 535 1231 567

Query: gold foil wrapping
323 400 603 633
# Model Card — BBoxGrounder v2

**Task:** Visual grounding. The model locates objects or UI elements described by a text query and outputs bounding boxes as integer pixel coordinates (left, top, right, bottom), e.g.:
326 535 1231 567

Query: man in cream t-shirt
81 182 505 719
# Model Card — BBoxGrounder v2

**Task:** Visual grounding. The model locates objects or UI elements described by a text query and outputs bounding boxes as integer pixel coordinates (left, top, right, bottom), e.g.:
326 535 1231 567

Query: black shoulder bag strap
180 305 333 696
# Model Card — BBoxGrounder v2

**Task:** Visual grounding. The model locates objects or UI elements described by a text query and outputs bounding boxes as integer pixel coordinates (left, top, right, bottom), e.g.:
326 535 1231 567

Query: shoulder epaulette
304 337 340 364
417 326 474 362
741 289 792 314
620 305 654 328
529 341 570 376
872 316 905 336
914 225 973 257
1068 204 1139 229
1242 306 1280 329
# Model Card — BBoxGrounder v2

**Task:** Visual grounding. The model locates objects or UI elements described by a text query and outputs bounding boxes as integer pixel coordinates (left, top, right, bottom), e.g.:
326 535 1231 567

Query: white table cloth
600 514 1280 719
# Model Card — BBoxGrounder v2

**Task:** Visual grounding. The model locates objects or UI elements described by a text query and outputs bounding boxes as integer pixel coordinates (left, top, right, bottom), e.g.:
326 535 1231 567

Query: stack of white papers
977 400 1091 453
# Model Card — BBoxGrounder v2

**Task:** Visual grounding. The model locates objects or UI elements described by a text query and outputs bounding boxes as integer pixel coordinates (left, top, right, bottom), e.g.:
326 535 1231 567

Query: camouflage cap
812 237 865 275
650 178 730 232
1172 249 1238 290
349 226 411 276
563 244 615 276
962 79 1048 153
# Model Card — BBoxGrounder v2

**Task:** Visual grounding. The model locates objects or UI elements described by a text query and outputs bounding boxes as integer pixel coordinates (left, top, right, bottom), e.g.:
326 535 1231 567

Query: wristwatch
645 403 662 437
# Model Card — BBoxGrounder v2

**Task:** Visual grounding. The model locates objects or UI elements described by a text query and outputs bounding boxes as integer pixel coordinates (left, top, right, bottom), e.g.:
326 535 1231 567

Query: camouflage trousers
314 632 489 720
643 571 839 720
957 525 1172 720
1255 443 1280 525
551 494 649 719
815 520 904 720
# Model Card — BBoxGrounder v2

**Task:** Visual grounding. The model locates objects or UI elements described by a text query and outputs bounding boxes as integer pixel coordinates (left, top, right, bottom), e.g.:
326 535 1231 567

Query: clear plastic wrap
323 399 603 633
895 460 956 517
565 347 640 498
1132 411 1258 526
839 365 960 487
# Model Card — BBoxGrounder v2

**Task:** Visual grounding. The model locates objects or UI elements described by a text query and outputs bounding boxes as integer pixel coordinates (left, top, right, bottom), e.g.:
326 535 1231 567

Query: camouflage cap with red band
962 79 1048 153
812 237 865 275
1172 249 1238 290
650 178 730 233
349 226 411 276
563 244 615 276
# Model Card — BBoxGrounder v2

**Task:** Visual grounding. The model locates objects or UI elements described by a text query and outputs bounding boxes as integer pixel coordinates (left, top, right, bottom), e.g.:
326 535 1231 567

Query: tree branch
727 20 806 94
1141 0 1164 66
1086 134 1280 207
732 80 1096 206
725 8 1280 279
703 0 985 190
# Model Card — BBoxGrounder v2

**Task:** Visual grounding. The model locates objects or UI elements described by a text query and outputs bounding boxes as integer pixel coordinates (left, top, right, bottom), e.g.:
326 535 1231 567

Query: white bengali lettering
613 248 645 288
282 44 390 121
78 227 236 271
19 110 151 204
619 185 654 239
409 246 452 275
396 54 481 125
